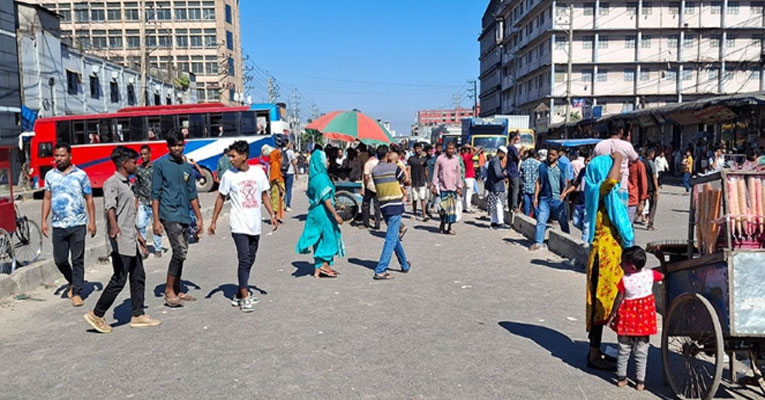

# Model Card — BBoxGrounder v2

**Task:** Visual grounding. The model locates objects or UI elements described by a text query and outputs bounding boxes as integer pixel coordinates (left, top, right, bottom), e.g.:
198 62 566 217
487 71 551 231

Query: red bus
30 103 286 192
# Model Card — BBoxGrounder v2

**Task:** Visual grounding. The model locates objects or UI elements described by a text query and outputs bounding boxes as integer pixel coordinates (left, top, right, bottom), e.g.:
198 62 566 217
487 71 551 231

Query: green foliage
174 75 190 91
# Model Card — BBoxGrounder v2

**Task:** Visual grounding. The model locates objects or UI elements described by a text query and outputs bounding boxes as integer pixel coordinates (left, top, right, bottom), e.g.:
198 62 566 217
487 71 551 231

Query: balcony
502 51 516 65
502 75 515 90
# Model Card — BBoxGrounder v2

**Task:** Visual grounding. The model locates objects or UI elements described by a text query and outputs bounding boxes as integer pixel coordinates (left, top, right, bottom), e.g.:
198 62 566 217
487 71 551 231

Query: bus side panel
73 142 170 189
30 121 57 189
182 136 276 177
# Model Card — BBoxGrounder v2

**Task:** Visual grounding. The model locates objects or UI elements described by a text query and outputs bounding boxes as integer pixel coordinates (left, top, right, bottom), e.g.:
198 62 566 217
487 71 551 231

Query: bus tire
196 168 215 192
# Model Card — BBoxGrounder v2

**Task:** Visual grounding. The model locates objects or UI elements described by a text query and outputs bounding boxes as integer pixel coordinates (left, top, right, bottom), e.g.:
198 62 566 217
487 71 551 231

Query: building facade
26 0 242 105
483 0 765 130
17 2 193 119
417 107 478 126
479 0 503 117
1 2 22 147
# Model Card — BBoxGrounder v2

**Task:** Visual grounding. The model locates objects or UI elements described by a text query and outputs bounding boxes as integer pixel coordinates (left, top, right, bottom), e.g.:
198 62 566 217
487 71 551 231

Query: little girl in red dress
607 246 663 392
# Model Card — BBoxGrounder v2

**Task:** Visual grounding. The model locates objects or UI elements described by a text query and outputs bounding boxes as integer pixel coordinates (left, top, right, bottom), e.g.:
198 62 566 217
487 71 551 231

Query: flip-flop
178 293 196 301
373 273 394 280
164 295 184 308
317 269 337 278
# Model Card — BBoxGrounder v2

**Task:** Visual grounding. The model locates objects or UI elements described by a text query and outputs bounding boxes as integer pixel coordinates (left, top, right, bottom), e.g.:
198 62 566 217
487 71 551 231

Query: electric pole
453 92 461 111
467 79 478 116
267 76 278 103
565 4 574 123
311 103 320 120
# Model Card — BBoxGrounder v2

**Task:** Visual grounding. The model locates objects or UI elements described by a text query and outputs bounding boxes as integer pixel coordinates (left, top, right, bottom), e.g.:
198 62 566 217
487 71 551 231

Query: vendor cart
647 170 765 399
0 147 42 274
334 181 363 222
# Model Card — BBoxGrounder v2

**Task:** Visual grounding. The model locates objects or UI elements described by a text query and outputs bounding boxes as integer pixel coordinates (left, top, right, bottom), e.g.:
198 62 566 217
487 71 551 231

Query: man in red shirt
627 160 648 222
460 144 480 213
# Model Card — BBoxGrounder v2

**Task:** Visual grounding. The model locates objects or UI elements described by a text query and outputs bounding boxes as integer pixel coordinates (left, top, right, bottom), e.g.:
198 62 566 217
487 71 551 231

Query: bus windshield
472 136 507 150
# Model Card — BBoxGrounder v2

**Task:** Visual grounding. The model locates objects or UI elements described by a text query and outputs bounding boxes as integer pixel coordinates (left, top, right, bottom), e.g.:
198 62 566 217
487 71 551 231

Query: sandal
447 230 456 235
373 273 394 280
316 268 337 278
178 292 196 301
164 294 184 308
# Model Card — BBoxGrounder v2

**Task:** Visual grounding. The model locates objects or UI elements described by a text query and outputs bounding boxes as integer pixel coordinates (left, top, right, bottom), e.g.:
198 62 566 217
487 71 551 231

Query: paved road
0 178 760 399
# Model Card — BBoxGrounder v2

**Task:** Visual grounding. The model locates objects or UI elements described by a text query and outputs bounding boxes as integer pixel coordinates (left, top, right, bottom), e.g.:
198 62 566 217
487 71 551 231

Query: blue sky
239 1 486 135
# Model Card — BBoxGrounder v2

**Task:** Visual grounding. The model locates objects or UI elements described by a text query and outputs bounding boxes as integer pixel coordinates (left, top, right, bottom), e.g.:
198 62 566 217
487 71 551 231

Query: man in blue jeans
371 145 411 280
530 147 570 251
283 140 298 211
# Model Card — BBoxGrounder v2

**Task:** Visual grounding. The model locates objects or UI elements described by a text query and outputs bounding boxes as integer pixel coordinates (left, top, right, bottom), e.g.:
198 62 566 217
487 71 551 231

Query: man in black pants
84 147 160 333
361 147 382 229
151 131 203 307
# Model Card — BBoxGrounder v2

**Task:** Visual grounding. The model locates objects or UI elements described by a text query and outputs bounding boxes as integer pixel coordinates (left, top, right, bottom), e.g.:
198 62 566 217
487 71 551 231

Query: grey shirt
104 171 138 257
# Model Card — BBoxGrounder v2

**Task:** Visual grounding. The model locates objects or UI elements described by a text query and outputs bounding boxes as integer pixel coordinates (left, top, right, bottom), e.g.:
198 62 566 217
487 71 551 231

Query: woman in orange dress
269 145 285 221
583 151 635 370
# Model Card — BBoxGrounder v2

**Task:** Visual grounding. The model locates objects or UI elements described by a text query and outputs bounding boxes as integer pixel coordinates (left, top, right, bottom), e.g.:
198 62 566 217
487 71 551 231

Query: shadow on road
530 259 582 273
497 321 674 399
413 225 440 234
464 220 491 229
204 283 267 301
110 299 132 327
291 261 314 278
54 280 104 299
348 257 377 271
292 214 307 222
153 280 202 298
502 237 533 247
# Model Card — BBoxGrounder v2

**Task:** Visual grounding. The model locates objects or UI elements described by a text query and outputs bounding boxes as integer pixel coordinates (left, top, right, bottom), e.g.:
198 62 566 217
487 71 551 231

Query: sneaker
71 295 84 307
84 311 112 333
153 251 162 258
130 314 161 328
231 297 241 307
286 207 292 212
529 243 542 251
240 297 255 313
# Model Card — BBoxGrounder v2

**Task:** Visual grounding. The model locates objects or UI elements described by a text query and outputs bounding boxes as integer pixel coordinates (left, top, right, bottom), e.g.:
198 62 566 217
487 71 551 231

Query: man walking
41 143 96 307
283 140 298 212
152 131 203 307
432 141 463 235
487 146 509 229
371 145 410 280
134 145 162 258
530 147 570 251
426 144 441 217
628 159 648 223
361 146 382 229
643 149 660 230
520 149 541 217
208 141 279 312
84 147 161 333
506 133 521 214
407 142 429 221
460 144 479 213
594 120 639 204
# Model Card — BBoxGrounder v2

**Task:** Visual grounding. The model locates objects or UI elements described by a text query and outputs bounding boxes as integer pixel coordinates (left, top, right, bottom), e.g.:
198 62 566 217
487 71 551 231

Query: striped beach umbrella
305 110 395 145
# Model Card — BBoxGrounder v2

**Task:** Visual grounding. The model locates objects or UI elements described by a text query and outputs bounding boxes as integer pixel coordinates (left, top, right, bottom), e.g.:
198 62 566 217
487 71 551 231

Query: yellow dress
586 179 625 331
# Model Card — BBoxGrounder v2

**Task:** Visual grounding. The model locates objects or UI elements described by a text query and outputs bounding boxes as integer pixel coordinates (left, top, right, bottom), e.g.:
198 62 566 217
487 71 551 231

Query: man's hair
568 149 579 159
647 147 656 156
229 140 249 156
390 143 400 154
111 146 138 168
446 141 456 147
548 145 562 154
509 131 519 140
376 145 389 160
165 130 184 147
313 144 323 152
413 142 422 149
358 143 367 152
140 144 151 152
424 144 432 152
622 246 647 270
54 142 71 154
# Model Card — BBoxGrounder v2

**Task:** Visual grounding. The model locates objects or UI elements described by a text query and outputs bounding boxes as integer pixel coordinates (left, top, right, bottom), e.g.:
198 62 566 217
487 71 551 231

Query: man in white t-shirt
208 140 278 313
594 120 638 201
283 140 298 211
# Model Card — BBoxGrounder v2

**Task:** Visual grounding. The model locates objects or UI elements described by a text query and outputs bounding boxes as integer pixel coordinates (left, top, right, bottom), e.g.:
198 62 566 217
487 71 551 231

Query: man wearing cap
487 146 509 229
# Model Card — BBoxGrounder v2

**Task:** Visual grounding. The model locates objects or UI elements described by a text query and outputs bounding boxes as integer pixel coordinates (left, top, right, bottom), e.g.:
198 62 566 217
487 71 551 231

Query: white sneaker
240 297 255 313
231 297 241 307
286 207 292 212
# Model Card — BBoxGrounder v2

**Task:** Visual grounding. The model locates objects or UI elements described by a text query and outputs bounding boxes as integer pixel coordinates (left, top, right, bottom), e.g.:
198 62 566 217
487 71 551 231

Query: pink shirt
594 138 639 191
432 154 463 191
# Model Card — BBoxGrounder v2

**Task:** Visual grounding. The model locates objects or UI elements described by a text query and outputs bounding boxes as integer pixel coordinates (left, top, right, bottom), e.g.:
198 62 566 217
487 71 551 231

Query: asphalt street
0 177 760 399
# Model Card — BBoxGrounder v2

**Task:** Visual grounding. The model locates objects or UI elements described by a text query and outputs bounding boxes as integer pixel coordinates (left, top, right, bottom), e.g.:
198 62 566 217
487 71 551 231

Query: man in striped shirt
371 145 411 280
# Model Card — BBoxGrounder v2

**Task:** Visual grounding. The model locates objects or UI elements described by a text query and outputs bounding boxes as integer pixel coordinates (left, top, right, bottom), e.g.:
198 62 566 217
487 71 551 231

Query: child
607 246 663 391
208 140 278 312
84 147 161 333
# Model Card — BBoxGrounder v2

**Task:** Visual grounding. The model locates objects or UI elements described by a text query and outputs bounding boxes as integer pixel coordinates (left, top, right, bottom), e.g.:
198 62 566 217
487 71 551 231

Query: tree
174 75 190 91
569 111 582 122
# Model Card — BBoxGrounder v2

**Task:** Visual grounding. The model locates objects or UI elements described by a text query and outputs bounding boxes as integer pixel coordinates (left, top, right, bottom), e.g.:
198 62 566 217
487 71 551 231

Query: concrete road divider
547 229 588 268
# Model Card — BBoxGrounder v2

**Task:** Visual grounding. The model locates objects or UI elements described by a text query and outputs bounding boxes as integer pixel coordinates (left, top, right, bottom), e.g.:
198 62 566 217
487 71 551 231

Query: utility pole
139 0 147 105
311 103 320 120
267 76 277 103
467 79 478 116
564 4 574 123
453 92 461 111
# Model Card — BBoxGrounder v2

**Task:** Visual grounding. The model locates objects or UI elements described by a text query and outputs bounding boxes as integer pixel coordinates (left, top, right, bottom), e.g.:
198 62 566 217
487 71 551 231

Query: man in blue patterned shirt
41 143 96 307
519 149 542 217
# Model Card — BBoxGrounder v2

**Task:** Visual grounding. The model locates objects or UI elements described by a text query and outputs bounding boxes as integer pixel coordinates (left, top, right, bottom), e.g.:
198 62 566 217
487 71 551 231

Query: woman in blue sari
296 147 346 278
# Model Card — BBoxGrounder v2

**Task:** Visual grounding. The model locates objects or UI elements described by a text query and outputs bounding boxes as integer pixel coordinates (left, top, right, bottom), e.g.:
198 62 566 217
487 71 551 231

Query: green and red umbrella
305 110 394 145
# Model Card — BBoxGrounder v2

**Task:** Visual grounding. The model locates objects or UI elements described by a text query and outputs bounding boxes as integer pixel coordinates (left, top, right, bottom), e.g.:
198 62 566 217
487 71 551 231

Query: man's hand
207 221 217 236
153 220 163 236
457 188 462 197
334 213 344 225
41 220 49 238
431 186 438 196
533 198 539 209
109 225 121 239
88 221 97 237
271 215 279 231
137 234 147 254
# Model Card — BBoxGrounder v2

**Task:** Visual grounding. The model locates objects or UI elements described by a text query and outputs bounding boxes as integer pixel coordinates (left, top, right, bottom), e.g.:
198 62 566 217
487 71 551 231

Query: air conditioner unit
92 65 100 74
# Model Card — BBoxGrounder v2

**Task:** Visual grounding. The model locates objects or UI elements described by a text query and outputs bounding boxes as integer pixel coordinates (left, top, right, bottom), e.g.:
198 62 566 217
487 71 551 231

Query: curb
0 202 228 300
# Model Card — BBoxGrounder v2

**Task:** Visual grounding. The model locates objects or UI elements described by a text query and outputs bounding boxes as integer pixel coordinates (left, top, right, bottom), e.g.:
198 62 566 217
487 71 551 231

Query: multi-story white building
481 0 765 130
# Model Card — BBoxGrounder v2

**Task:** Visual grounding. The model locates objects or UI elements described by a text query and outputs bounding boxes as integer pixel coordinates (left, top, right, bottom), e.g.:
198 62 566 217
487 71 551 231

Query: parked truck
494 114 535 152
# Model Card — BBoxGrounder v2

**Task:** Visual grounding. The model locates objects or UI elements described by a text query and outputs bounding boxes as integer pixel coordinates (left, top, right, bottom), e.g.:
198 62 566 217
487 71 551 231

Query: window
583 3 594 15
599 2 609 15
583 36 594 49
227 57 235 76
74 6 88 22
176 34 188 47
126 34 140 49
668 36 679 48
555 69 565 82
110 81 119 103
202 2 215 19
685 2 696 14
684 36 694 48
76 30 90 49
92 33 107 49
59 5 72 22
90 75 100 99
207 88 219 100
91 8 105 21
156 3 171 19
625 36 636 48
642 2 652 15
724 70 733 80
624 69 635 81
229 89 236 102
107 8 121 20
555 36 566 49
726 37 736 48
225 4 232 23
154 93 161 106
196 88 206 101
711 1 722 14
669 2 680 14
204 33 216 47
597 70 608 82
728 1 739 14
190 31 202 47
753 2 765 14
682 69 693 81
598 36 608 49
108 36 122 49
710 36 720 47
127 84 136 105
206 61 218 74
191 62 204 74
581 69 593 82
627 2 638 15
753 70 761 80
67 70 80 95
641 36 652 48
666 69 677 81
640 69 651 81
158 32 171 48
146 32 156 48
125 8 138 20
225 29 233 48
188 6 201 19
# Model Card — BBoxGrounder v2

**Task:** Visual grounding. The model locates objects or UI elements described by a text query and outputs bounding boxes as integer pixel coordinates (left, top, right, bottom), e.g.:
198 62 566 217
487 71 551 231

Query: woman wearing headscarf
296 146 346 278
584 152 634 370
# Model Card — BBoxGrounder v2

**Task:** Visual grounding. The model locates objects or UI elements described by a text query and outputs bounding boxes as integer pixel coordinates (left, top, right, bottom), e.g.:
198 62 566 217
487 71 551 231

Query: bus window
98 119 115 143
130 117 146 141
221 112 238 137
188 114 206 138
161 115 175 138
147 116 161 140
209 113 224 137
256 113 269 135
239 111 257 136
72 120 87 145
114 118 130 142
56 121 72 144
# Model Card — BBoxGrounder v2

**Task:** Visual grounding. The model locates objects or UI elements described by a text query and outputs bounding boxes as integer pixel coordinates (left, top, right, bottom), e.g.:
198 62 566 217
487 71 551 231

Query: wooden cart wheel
662 293 724 400
335 191 360 222
0 228 16 275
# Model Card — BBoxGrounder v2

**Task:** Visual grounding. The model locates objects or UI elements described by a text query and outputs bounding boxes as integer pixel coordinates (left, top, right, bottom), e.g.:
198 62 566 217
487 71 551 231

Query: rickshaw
334 181 363 222
647 170 765 399
0 147 43 274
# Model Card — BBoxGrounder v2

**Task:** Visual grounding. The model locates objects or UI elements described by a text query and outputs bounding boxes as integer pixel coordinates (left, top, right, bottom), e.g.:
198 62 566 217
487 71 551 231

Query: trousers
362 189 381 229
463 178 476 211
52 225 86 295
508 176 520 211
617 335 650 382
162 221 189 277
534 197 570 244
94 251 146 318
136 203 162 252
284 173 294 208
375 214 409 275
232 233 260 290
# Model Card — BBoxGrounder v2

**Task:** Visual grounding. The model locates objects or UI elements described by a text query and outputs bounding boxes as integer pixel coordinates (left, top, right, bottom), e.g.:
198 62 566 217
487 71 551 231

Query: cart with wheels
334 181 363 222
647 170 765 399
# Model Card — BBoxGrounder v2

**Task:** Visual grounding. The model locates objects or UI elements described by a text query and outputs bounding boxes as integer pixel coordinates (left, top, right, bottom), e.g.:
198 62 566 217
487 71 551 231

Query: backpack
280 149 290 174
